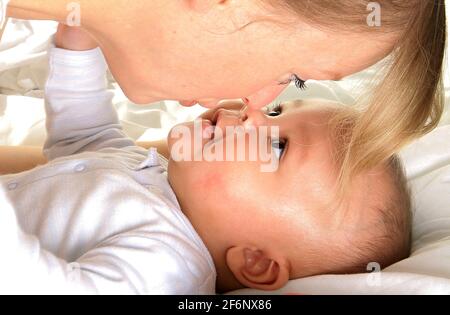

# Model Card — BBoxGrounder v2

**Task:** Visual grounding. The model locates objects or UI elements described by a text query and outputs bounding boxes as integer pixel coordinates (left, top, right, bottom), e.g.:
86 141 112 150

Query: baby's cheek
193 164 249 208
196 169 225 192
204 169 242 203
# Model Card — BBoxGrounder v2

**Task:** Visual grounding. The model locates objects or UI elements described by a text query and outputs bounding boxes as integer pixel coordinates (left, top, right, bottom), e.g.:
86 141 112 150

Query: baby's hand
55 24 98 51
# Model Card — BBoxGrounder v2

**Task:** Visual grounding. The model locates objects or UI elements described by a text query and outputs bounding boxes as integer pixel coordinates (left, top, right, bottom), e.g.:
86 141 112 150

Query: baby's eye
266 104 283 117
271 139 287 160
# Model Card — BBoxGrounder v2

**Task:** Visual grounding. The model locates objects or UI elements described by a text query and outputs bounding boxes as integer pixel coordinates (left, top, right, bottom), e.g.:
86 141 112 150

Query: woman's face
99 0 398 108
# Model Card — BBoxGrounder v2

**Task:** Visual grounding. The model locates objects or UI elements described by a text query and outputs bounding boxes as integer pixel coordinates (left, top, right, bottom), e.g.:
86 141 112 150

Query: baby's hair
364 155 412 270
336 155 412 274
262 0 446 190
325 105 412 274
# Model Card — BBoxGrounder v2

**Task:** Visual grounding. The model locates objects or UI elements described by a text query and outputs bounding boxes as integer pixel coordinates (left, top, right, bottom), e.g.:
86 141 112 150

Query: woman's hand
54 24 98 51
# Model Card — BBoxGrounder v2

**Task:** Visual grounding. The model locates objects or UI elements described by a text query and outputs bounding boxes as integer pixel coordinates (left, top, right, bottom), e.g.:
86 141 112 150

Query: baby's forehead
279 100 389 210
282 99 353 160
288 100 358 156
276 101 404 246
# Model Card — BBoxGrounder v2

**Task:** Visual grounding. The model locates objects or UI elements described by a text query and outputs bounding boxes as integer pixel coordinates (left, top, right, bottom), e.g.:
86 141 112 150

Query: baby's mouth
208 111 221 140
203 110 227 142
211 110 220 127
200 102 246 141
202 113 218 141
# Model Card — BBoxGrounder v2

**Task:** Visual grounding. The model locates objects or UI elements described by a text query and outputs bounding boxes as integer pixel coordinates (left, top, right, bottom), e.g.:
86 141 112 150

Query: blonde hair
267 0 447 187
328 106 412 273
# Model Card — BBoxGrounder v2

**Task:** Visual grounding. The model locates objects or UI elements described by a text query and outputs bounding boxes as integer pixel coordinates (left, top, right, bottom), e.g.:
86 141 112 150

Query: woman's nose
244 84 288 110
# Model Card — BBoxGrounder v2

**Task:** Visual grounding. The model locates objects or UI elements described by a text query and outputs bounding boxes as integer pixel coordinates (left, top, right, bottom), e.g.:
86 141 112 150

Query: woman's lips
179 100 197 107
198 99 220 108
179 99 220 108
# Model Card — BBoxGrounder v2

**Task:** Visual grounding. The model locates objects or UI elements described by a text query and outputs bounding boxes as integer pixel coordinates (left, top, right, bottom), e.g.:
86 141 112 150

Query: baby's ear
225 247 290 291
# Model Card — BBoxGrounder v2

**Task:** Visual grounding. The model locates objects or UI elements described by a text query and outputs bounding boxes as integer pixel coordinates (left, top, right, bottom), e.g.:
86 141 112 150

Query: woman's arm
0 141 169 175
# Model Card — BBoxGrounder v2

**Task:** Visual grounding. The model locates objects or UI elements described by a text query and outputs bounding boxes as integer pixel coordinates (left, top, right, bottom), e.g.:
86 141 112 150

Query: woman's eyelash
279 74 307 90
291 75 307 90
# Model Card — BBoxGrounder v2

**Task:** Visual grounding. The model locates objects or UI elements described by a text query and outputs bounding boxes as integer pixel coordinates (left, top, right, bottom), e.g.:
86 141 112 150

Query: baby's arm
44 26 137 161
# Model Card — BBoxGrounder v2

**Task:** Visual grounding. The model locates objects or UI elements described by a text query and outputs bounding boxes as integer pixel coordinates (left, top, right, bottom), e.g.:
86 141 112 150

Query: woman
2 0 447 182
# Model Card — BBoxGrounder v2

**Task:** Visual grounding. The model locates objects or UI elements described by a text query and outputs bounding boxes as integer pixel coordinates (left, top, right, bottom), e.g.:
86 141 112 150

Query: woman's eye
291 75 307 90
272 139 287 160
279 74 307 90
266 104 283 117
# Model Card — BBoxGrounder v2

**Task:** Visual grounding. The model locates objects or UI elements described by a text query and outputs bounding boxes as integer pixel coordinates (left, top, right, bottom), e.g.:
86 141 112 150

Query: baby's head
167 100 412 293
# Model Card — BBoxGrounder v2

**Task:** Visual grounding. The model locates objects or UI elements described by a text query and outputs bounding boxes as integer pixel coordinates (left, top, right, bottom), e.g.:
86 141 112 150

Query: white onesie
0 47 216 294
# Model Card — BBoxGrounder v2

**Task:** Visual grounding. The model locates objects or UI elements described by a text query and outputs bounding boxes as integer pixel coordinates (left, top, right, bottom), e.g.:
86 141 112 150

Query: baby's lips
202 120 215 139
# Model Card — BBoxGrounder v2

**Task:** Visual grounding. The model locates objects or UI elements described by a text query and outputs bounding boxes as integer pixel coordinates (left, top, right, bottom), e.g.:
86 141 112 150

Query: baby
0 32 411 295
170 101 412 292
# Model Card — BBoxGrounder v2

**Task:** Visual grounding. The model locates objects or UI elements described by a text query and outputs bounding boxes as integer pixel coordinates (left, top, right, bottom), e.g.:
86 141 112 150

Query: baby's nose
241 107 268 128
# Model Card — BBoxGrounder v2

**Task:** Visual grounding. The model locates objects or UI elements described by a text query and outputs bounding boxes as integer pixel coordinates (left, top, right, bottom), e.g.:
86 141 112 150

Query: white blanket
1 19 450 295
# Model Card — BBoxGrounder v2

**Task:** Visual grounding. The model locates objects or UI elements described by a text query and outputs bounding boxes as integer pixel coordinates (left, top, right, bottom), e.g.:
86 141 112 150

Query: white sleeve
44 47 136 161
0 0 9 30
0 188 202 295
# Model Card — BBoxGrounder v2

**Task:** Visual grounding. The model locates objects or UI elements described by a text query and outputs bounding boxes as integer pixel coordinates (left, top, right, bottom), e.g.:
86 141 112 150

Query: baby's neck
211 251 245 294
171 181 245 293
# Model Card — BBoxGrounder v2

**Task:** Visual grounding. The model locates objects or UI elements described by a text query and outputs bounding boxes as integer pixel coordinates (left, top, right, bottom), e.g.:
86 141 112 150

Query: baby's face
167 100 373 275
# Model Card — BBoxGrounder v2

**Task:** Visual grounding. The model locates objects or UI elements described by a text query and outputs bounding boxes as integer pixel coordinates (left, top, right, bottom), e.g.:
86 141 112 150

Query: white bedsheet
1 18 450 295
